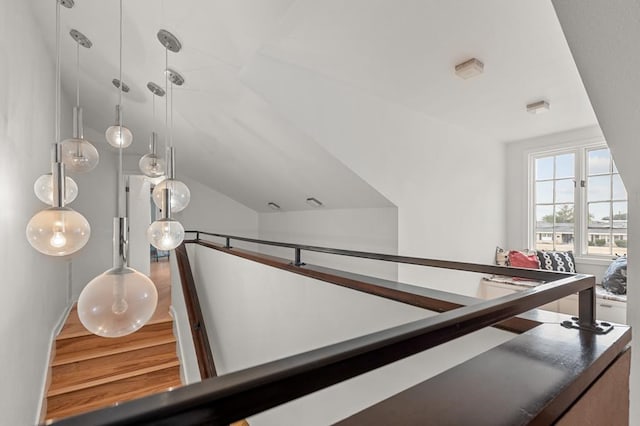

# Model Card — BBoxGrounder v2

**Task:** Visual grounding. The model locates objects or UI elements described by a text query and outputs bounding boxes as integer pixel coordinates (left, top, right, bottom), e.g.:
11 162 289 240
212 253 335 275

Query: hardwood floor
45 258 181 423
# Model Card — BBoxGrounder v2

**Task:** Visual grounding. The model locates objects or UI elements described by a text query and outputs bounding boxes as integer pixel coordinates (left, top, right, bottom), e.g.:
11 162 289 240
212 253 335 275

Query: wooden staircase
43 258 250 425
44 259 182 423
45 308 181 422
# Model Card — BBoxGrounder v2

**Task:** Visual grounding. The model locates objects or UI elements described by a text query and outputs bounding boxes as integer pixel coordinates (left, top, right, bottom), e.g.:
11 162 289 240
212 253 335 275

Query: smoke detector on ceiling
454 58 484 79
526 100 550 114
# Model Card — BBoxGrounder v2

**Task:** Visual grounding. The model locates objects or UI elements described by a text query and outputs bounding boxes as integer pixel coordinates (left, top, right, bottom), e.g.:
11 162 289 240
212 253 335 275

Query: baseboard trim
36 302 75 424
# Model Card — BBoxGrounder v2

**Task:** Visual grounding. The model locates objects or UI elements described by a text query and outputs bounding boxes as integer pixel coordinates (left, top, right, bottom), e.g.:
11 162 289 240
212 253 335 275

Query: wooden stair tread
53 321 175 366
57 317 173 340
58 307 173 340
48 343 179 396
46 365 182 421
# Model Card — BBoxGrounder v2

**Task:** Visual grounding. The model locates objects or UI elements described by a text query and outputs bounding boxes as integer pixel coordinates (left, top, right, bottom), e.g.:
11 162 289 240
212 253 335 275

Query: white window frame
527 139 627 264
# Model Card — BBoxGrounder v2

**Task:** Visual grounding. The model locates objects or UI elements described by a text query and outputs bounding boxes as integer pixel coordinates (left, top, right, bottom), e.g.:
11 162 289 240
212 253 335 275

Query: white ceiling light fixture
78 0 158 338
268 202 281 210
26 0 91 257
60 28 99 173
139 82 166 178
526 100 550 114
306 197 323 207
454 58 484 79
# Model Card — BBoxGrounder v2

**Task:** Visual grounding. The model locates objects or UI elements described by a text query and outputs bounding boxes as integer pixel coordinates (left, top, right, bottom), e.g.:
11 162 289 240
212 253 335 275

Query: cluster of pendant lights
27 0 190 338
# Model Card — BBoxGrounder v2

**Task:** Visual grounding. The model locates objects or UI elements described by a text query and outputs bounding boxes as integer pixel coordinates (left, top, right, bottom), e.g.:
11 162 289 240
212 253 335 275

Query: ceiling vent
526 100 550 114
454 58 484 79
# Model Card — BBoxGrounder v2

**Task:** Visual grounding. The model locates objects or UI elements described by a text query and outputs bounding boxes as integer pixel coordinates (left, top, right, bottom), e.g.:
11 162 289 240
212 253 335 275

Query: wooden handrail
51 247 602 425
188 230 574 282
189 230 597 328
190 239 540 334
50 231 612 425
174 244 217 379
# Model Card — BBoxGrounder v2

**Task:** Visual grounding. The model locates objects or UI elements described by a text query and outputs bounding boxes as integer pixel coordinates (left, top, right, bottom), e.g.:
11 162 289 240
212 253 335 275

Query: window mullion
577 147 586 256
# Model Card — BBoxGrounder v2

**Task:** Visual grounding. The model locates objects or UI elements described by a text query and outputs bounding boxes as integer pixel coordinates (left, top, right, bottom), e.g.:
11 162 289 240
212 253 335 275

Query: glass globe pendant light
78 218 158 337
27 152 91 256
148 31 187 251
147 187 184 250
105 7 133 150
60 29 99 173
151 148 190 212
151 64 190 212
34 172 78 205
34 136 82 206
139 82 166 178
139 132 166 178
78 0 157 338
105 105 133 148
27 0 91 257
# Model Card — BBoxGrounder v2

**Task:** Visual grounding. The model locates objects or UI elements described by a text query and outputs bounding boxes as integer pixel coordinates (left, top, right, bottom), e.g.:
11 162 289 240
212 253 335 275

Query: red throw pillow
508 250 540 269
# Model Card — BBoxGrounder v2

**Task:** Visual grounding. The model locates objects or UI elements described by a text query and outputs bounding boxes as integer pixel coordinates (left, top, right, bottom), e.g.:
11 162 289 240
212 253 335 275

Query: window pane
555 204 574 225
588 175 611 201
554 231 574 252
536 181 553 204
554 204 574 252
535 231 553 251
587 233 612 255
535 157 553 180
587 201 611 255
555 179 574 203
555 154 574 179
611 201 628 220
589 202 611 226
612 174 627 200
611 201 628 231
536 204 554 224
612 201 628 255
588 148 611 175
535 205 555 251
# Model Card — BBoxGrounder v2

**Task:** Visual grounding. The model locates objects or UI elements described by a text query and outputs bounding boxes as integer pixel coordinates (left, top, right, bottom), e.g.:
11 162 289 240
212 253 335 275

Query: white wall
128 175 151 275
68 130 118 299
175 174 259 246
0 1 72 423
188 244 514 425
549 2 640 422
505 125 610 282
243 55 506 297
258 207 398 281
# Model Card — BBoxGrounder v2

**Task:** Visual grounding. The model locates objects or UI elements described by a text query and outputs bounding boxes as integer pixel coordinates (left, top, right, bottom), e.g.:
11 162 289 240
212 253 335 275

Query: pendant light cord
55 0 61 145
165 47 169 149
116 0 124 218
118 0 123 120
152 94 155 133
76 43 80 107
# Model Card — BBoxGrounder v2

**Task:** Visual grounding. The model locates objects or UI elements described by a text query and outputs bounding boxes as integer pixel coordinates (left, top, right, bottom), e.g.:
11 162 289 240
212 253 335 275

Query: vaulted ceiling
29 0 597 212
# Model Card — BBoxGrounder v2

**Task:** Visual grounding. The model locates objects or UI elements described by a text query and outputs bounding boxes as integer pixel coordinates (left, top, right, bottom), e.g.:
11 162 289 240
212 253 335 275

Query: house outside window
531 145 627 258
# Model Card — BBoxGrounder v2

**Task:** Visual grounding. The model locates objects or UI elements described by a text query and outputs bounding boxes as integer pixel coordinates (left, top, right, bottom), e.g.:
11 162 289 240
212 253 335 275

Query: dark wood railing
174 244 217 379
50 231 626 426
190 231 598 329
